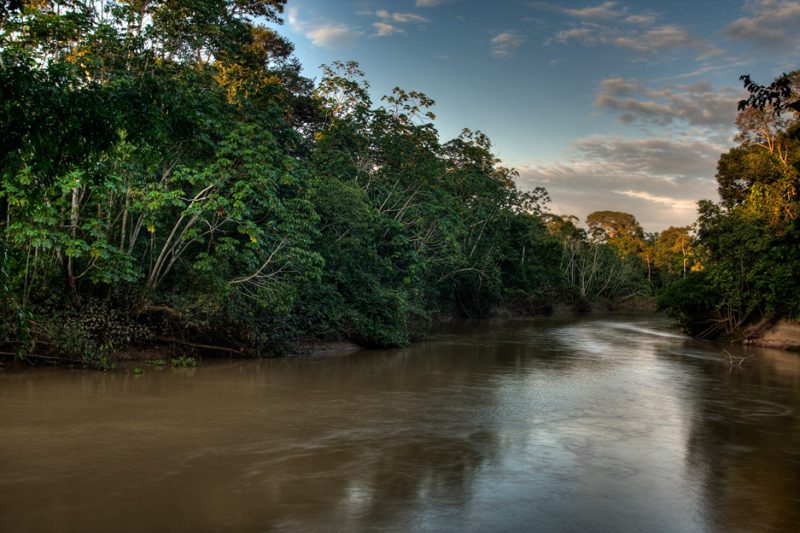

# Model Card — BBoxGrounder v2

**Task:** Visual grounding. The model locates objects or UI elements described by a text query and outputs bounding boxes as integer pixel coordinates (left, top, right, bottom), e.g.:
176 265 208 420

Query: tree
2 5 636 363
738 71 800 117
586 211 644 241
653 226 696 278
586 210 647 260
661 70 800 338
715 145 783 208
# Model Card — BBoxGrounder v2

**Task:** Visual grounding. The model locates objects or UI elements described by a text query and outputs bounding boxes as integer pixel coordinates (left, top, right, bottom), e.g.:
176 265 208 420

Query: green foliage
663 70 800 337
170 356 197 368
691 202 800 335
658 271 722 336
716 145 783 208
560 238 648 304
586 211 644 242
651 226 698 286
738 72 800 115
38 313 113 369
0 1 652 363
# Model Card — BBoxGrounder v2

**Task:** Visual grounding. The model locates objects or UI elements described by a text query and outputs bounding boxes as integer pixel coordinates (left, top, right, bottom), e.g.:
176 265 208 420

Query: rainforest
0 1 798 368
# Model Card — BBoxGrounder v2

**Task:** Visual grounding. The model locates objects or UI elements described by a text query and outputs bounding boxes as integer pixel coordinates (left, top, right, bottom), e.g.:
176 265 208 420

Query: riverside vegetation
658 72 800 342
0 2 798 367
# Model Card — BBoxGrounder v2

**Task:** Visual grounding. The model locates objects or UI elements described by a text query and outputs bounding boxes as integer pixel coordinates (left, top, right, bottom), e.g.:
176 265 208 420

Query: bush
657 271 722 336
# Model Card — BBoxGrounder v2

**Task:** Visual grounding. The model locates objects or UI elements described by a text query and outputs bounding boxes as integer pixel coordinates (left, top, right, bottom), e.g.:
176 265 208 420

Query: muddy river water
2 314 800 532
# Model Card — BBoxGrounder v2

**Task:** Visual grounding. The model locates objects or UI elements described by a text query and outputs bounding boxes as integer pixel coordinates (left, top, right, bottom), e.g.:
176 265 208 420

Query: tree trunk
67 186 80 302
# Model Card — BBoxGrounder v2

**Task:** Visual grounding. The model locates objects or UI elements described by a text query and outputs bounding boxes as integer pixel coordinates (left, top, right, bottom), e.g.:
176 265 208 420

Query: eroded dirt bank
744 319 800 351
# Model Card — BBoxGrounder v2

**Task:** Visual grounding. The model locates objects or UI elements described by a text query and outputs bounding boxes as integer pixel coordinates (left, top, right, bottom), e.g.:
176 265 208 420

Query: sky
274 0 799 232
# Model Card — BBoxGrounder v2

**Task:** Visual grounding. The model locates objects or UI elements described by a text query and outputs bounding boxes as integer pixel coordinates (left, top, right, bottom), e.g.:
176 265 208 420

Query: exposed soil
743 319 800 351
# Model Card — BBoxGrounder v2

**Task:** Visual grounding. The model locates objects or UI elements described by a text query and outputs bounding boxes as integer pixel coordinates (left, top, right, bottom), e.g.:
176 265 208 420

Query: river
2 314 799 532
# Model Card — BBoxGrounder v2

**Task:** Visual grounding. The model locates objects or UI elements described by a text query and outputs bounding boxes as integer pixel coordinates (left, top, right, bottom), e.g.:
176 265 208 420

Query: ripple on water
1 314 799 532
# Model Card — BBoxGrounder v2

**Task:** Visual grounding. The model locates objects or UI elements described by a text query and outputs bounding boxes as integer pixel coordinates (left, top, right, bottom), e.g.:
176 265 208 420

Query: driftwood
1 335 250 368
0 351 64 362
156 336 247 356
722 349 755 366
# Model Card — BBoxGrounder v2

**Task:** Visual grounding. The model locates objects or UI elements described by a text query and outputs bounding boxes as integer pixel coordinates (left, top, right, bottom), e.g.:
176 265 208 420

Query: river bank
1 301 654 370
11 298 798 372
743 318 800 351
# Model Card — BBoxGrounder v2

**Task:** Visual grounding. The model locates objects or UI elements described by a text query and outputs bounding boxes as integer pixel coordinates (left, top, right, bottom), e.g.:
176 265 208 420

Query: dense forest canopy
0 1 796 365
659 71 800 337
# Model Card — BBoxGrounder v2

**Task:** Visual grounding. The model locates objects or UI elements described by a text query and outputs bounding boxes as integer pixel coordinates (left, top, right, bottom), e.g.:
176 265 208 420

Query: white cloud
562 1 623 20
536 1 655 25
553 22 709 55
515 136 722 230
366 9 430 38
538 2 721 57
308 25 359 46
598 77 641 96
287 6 361 48
376 10 429 24
554 27 596 45
696 46 725 60
573 137 723 177
611 25 700 52
723 0 800 50
624 14 655 25
286 5 301 30
490 31 525 58
618 191 697 210
373 22 403 37
666 61 752 81
593 77 742 130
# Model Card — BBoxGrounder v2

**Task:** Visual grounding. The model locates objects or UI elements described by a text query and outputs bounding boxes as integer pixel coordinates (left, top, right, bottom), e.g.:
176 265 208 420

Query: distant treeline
0 2 722 366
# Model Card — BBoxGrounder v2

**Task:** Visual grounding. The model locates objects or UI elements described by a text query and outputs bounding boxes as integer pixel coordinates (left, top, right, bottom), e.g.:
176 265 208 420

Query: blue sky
276 0 799 231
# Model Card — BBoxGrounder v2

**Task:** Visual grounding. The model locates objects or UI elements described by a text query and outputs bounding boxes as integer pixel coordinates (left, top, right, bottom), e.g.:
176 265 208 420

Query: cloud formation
624 14 655 25
367 9 430 37
562 1 624 21
516 136 721 230
287 6 360 47
552 22 707 55
372 22 403 37
612 25 700 52
490 32 525 58
376 10 429 24
618 190 697 210
540 1 715 56
593 78 741 130
537 1 655 25
723 0 800 50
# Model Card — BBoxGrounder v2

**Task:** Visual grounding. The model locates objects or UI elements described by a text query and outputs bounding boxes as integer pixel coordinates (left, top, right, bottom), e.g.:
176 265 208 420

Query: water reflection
681 345 800 532
1 314 799 531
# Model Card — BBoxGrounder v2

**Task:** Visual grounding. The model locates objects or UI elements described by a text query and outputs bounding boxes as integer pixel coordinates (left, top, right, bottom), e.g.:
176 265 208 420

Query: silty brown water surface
1 314 799 532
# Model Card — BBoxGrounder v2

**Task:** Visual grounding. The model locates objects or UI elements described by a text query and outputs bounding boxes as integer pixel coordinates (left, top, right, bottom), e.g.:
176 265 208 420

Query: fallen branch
722 348 755 366
0 351 64 362
156 336 247 356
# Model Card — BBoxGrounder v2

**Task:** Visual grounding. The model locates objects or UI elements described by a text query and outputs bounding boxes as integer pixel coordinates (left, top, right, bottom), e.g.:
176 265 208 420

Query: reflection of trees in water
0 343 507 532
192 429 500 531
237 344 510 530
18 316 800 531
683 353 800 532
228 339 508 530
330 430 498 529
